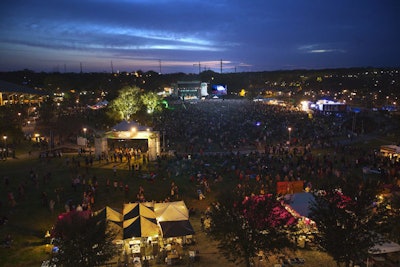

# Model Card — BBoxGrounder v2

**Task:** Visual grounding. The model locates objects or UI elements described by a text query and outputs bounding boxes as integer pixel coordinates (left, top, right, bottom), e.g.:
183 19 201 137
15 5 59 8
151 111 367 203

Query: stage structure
172 81 208 100
100 120 160 161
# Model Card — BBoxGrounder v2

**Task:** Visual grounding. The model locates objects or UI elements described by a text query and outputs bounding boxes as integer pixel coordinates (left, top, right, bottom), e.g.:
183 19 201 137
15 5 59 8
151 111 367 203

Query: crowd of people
1 98 399 255
151 100 396 198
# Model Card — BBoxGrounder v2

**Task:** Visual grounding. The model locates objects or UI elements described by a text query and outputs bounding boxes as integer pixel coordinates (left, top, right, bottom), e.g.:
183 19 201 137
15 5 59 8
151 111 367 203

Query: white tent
154 201 195 238
369 240 400 254
154 201 189 221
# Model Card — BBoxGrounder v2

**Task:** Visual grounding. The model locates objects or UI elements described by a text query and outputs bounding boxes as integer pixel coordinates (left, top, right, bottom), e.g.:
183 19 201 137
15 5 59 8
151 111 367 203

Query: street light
3 135 7 159
83 128 87 147
288 127 292 144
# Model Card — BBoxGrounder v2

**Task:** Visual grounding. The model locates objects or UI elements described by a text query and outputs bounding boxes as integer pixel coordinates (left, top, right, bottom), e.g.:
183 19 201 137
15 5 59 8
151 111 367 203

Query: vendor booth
90 201 194 265
154 201 195 238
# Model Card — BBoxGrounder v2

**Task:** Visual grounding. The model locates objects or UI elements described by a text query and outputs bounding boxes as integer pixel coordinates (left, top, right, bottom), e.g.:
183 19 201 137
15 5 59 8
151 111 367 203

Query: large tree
309 183 382 267
141 91 162 114
108 86 143 121
52 210 117 267
208 191 297 267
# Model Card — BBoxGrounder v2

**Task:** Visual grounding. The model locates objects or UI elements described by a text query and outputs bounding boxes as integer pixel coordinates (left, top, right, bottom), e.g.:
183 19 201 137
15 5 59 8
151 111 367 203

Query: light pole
3 135 7 159
83 128 87 147
288 127 292 144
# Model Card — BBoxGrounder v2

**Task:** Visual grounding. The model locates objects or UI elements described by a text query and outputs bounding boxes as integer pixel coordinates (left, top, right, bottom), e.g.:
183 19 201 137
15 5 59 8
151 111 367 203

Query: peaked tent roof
92 201 195 239
154 201 189 222
154 201 194 238
123 203 159 238
93 206 123 240
93 206 123 223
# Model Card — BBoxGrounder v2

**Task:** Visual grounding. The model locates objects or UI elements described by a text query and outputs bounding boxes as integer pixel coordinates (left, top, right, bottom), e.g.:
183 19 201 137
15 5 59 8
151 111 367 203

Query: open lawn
0 146 242 266
0 145 340 267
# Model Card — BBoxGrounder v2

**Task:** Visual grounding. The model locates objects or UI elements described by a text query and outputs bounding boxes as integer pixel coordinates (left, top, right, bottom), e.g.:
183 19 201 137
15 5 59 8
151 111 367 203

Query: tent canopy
154 201 194 238
369 240 400 254
95 206 123 222
93 206 123 239
159 220 195 238
285 192 315 218
154 201 189 222
92 201 195 239
123 203 159 238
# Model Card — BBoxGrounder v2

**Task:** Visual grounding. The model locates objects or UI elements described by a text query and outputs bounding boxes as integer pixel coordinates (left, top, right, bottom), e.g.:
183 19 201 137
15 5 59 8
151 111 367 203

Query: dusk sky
0 0 399 74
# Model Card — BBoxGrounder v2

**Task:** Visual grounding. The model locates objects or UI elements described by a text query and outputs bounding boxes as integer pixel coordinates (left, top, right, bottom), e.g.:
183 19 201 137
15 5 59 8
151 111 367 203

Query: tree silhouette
309 183 382 267
209 190 297 267
53 210 117 267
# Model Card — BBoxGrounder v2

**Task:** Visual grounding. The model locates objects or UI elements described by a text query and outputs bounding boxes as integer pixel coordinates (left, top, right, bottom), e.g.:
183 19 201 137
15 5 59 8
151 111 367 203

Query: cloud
298 44 346 54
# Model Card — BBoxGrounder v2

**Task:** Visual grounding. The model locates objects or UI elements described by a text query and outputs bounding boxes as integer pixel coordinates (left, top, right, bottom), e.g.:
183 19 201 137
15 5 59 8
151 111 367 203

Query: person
49 199 55 213
113 165 117 176
197 189 205 200
3 234 12 248
7 191 16 207
0 216 8 225
200 214 205 231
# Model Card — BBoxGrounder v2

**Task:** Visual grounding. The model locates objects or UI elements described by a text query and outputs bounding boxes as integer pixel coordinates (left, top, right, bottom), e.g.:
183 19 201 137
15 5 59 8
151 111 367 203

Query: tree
141 91 162 114
108 86 143 121
208 191 297 267
52 210 117 267
38 99 55 124
309 184 381 267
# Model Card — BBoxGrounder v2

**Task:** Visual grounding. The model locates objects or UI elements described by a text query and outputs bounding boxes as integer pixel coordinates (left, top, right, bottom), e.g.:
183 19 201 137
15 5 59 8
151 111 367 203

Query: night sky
0 0 399 73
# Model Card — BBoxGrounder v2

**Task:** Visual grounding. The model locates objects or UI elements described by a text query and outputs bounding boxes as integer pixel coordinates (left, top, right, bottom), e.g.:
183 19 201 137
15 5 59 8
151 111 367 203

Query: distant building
0 80 47 106
380 145 400 161
312 99 348 114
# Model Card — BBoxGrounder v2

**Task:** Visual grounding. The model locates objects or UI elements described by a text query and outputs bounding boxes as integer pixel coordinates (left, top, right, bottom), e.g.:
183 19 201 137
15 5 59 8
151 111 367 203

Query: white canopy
369 240 400 254
154 201 189 222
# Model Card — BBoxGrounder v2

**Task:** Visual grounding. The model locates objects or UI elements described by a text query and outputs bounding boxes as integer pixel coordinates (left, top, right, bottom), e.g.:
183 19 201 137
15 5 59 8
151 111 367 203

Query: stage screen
211 84 227 95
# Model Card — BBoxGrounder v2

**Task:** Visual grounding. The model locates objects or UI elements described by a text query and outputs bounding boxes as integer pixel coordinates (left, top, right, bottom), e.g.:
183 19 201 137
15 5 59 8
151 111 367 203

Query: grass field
0 143 243 266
